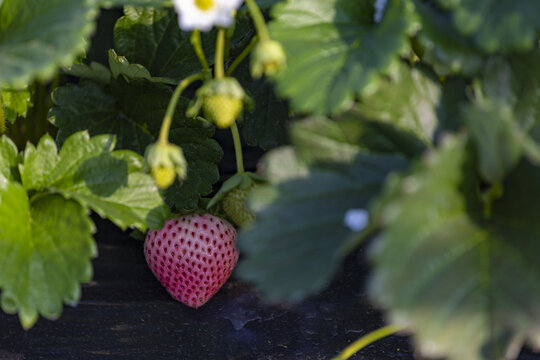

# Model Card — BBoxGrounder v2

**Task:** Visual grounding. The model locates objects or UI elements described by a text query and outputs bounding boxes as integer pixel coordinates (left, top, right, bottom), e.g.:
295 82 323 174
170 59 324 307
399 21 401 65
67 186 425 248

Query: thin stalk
230 122 244 174
215 28 226 79
190 30 210 74
0 92 5 134
226 35 259 77
244 0 270 41
332 324 406 360
158 73 204 144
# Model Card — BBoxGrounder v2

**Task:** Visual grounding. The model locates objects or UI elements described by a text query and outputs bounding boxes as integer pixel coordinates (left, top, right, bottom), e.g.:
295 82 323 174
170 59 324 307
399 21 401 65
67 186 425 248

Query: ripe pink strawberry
144 213 239 308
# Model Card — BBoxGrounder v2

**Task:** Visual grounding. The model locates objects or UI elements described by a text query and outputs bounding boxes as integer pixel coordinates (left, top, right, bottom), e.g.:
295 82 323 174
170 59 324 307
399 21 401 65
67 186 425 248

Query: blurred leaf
414 0 484 76
482 50 540 130
258 146 309 185
435 76 468 135
99 0 171 7
436 0 540 53
50 78 222 211
291 117 366 165
0 87 31 124
369 135 540 359
464 100 540 183
238 152 407 301
113 6 215 81
233 60 289 149
0 134 19 182
0 0 97 87
354 63 440 147
19 132 169 230
0 188 96 329
269 0 414 114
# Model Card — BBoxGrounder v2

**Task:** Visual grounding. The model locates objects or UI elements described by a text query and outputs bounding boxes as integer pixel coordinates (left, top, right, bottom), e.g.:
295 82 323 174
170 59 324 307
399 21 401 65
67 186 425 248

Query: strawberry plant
0 0 539 359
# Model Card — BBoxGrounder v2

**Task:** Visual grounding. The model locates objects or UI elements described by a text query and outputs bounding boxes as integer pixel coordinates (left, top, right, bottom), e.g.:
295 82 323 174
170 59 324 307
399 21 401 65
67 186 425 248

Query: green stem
0 91 5 134
332 324 406 360
230 122 244 174
158 73 204 144
226 35 259 77
473 77 484 102
244 0 270 42
215 28 226 79
190 30 210 75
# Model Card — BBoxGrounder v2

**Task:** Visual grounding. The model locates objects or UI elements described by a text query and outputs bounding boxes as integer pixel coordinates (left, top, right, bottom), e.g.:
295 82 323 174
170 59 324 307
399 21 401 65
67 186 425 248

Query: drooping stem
158 73 204 144
230 122 244 174
226 35 259 77
244 0 270 42
332 324 406 360
190 30 210 75
215 28 226 79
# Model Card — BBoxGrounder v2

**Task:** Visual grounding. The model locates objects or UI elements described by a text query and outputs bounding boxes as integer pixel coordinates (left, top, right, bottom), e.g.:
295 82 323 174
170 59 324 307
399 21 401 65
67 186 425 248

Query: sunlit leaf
269 0 415 114
19 132 169 230
0 188 96 329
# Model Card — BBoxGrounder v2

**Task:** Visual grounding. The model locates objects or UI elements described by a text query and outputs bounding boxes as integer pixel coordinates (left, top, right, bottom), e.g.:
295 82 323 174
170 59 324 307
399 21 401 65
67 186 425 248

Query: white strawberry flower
173 0 244 32
344 209 369 232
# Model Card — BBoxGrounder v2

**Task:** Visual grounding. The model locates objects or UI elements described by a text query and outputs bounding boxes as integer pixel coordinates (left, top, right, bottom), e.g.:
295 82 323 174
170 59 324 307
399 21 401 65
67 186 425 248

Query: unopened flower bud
145 142 188 189
250 39 287 79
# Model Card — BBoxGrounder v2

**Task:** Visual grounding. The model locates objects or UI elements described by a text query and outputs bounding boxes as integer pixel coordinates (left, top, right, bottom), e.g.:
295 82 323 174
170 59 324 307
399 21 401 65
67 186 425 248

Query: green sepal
207 172 265 210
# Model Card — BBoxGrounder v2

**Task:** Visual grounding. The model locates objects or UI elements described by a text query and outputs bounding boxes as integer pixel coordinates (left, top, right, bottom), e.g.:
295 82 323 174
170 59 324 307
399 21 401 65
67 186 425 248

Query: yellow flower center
194 0 214 11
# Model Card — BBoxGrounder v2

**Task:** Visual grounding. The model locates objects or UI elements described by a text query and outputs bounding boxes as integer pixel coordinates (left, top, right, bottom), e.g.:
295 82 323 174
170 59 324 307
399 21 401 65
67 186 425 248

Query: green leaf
19 135 58 191
269 0 414 114
108 49 176 84
20 132 169 230
464 101 535 184
0 0 97 87
50 79 222 211
0 134 19 182
0 187 96 329
414 0 484 76
290 117 367 165
164 119 222 211
64 62 112 85
0 87 31 123
482 50 540 130
369 135 540 359
233 61 290 150
354 63 440 147
238 152 408 301
113 6 215 82
436 0 540 53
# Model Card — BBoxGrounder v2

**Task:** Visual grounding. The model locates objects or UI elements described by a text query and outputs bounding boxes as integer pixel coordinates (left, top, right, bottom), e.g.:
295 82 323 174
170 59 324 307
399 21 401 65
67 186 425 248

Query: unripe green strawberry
223 186 256 227
187 78 250 129
202 94 243 129
151 166 177 189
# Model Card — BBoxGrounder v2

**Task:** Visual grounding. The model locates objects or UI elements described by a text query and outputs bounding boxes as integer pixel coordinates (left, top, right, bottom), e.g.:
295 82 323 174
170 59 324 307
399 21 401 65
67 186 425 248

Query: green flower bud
145 142 188 189
250 39 287 79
